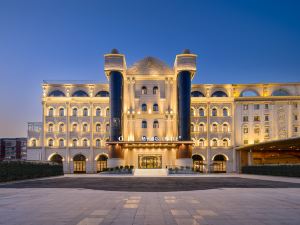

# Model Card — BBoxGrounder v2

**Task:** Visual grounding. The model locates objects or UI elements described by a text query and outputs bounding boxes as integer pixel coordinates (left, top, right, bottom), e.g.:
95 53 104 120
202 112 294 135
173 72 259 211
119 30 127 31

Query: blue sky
0 0 300 137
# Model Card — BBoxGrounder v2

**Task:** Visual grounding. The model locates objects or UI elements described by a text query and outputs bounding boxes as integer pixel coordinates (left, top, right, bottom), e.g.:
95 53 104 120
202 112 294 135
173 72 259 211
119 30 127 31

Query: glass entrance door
138 155 162 169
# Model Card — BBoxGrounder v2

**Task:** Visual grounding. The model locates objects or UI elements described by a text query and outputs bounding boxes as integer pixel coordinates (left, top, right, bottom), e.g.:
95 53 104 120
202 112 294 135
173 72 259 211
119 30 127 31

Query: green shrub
242 165 300 177
0 161 63 182
124 165 129 169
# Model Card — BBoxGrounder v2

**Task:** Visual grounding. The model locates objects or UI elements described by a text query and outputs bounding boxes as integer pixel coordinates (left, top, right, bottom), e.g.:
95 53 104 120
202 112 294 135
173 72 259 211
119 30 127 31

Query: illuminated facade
27 50 300 173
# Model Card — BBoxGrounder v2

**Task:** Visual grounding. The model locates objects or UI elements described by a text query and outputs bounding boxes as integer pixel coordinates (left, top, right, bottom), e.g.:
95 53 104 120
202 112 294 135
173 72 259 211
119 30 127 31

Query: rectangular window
294 127 298 133
265 115 269 121
254 127 260 134
243 104 248 110
294 115 298 121
293 103 298 109
243 116 248 122
254 116 260 122
254 139 260 144
254 104 260 110
265 127 269 134
243 127 248 134
244 140 248 145
264 104 269 110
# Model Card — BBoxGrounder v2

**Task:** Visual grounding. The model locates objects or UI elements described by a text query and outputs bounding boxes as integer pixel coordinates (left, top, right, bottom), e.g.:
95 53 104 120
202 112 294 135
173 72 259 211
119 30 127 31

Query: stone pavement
0 175 300 225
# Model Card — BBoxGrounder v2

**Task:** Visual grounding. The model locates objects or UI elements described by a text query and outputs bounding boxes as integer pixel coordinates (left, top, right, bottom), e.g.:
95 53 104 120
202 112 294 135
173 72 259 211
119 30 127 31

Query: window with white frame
59 108 64 116
212 108 217 117
83 108 88 116
95 108 101 116
96 124 101 132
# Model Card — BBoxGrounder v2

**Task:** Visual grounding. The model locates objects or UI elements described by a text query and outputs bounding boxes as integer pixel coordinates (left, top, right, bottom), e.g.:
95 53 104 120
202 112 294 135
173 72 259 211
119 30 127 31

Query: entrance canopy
237 137 300 167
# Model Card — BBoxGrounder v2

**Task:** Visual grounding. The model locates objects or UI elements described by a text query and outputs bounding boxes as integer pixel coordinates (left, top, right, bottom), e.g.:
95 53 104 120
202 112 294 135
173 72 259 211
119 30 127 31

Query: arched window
95 139 101 147
95 91 109 97
48 123 54 132
95 108 101 117
223 108 228 117
59 108 64 116
48 90 65 97
31 139 37 147
48 108 54 117
212 123 218 132
50 154 63 164
199 139 205 147
212 139 218 147
153 120 159 128
213 155 227 173
192 154 204 172
59 139 64 147
272 89 290 96
199 123 205 132
72 123 78 132
83 108 88 116
240 90 259 97
199 108 205 116
211 91 228 97
83 139 88 147
142 103 147 112
48 139 54 147
72 90 89 97
73 154 86 173
243 125 249 134
191 108 195 116
106 123 110 132
59 123 64 132
82 124 88 132
191 91 205 97
191 123 195 132
254 126 260 134
97 154 108 172
153 86 158 94
106 108 110 117
96 124 101 132
153 103 159 112
142 120 147 128
222 123 228 133
223 139 229 147
72 108 78 116
141 86 147 94
212 108 217 117
72 139 78 147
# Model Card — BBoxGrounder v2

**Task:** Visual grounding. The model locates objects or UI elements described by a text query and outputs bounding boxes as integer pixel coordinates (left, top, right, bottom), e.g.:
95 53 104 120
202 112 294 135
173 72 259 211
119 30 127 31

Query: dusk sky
0 0 300 137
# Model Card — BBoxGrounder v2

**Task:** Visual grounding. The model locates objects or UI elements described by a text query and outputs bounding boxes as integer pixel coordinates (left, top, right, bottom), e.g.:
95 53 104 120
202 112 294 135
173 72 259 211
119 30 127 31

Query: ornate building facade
27 50 300 173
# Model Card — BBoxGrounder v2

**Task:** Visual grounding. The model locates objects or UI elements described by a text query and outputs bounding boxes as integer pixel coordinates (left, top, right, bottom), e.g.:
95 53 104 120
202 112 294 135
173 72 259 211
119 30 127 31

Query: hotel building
27 49 300 173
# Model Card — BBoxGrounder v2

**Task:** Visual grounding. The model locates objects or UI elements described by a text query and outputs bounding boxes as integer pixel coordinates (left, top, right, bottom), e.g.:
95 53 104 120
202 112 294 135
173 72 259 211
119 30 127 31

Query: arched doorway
212 154 227 173
96 154 108 172
73 154 86 173
50 154 63 164
192 154 204 172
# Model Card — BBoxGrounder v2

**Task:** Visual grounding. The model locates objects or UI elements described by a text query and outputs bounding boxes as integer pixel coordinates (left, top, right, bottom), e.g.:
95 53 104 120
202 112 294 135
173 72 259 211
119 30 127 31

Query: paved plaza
0 175 300 225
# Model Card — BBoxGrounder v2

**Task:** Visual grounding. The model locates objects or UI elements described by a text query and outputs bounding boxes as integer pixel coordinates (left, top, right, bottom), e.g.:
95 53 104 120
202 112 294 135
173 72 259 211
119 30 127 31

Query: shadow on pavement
1 177 300 192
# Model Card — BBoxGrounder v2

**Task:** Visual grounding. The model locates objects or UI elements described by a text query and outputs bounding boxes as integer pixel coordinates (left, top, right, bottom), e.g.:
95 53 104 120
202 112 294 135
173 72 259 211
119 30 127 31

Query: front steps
134 168 168 176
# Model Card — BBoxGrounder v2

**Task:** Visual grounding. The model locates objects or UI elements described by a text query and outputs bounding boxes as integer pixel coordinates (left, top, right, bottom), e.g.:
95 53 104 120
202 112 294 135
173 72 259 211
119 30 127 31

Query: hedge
0 161 63 182
242 165 300 177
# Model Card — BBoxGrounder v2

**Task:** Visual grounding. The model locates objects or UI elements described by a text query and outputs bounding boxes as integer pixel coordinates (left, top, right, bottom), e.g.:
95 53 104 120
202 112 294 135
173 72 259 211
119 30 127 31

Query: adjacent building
0 138 27 160
27 50 300 173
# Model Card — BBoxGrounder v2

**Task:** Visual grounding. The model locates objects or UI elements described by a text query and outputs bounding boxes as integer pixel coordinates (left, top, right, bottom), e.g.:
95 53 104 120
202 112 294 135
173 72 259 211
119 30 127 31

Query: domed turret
127 57 173 75
182 49 191 54
111 48 119 54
